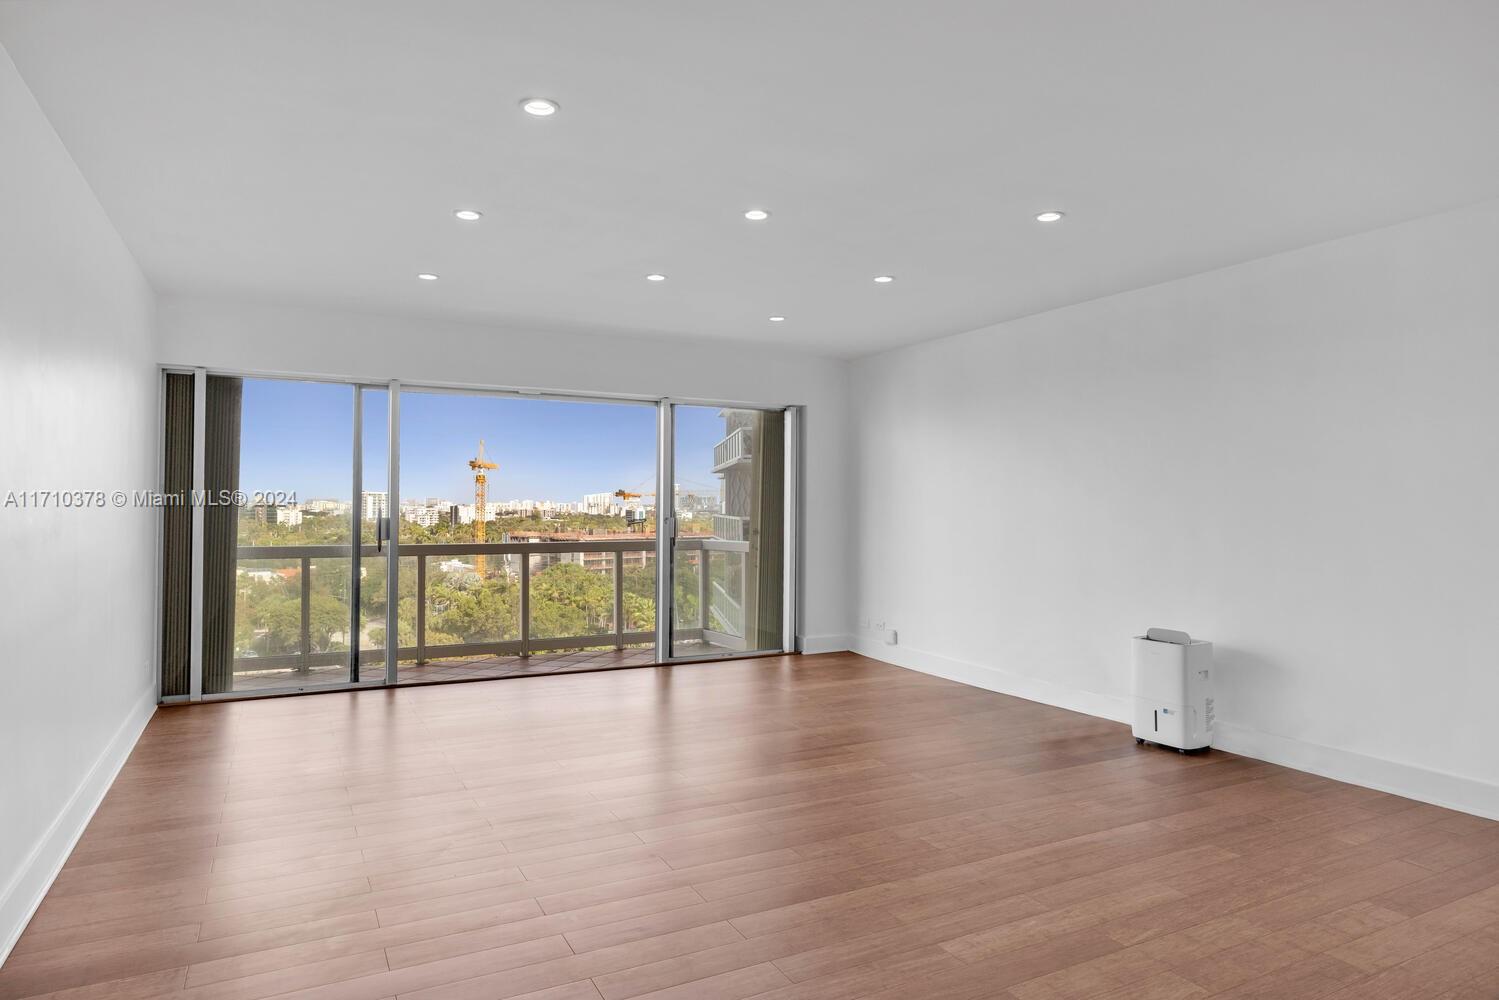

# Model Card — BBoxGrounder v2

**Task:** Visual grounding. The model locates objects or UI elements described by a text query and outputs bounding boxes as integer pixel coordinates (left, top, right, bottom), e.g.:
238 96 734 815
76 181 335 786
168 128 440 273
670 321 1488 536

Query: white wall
851 200 1499 818
157 296 853 651
0 46 159 961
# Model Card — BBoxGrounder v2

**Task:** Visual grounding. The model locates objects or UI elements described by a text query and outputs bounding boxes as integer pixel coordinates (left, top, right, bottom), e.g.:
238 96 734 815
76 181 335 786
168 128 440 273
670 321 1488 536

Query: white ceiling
3 1 1497 358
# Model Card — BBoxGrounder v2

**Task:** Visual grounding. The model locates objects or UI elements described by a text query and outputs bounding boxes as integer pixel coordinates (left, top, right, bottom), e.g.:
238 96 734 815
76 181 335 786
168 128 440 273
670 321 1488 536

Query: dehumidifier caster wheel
1135 738 1144 745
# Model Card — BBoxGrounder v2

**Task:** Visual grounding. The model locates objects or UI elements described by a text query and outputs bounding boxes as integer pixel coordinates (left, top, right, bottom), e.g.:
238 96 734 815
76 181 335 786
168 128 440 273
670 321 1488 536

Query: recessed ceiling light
768 316 786 322
1035 210 1065 223
873 275 895 283
417 272 439 281
645 273 667 282
743 209 771 221
520 97 559 117
454 209 482 222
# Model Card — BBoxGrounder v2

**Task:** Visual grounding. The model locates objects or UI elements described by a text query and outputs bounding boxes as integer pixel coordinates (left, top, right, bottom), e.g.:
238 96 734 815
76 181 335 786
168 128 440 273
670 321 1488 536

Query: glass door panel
393 389 656 683
668 405 786 659
209 376 369 694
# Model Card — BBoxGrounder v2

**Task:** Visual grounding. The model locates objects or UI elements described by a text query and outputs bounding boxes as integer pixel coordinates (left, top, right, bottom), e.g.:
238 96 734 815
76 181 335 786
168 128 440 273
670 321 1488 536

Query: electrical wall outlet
885 629 898 645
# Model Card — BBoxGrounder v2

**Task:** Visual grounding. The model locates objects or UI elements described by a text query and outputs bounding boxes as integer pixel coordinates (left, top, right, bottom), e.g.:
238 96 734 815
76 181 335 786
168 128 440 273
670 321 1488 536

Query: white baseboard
853 639 1499 822
0 684 156 967
852 637 1131 724
1212 722 1499 822
800 633 853 655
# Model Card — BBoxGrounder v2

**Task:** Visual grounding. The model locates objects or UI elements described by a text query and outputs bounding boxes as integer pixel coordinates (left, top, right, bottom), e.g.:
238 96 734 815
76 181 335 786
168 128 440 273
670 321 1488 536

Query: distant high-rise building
581 492 615 514
246 503 304 527
361 491 388 521
400 501 446 527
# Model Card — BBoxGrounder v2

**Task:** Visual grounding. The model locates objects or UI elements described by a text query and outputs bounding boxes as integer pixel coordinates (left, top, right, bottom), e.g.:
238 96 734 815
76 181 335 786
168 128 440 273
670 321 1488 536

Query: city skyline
237 380 732 505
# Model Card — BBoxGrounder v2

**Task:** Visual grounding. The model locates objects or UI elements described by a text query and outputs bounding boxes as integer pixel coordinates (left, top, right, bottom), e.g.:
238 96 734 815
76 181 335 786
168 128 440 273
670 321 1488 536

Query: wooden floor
6 654 1499 1000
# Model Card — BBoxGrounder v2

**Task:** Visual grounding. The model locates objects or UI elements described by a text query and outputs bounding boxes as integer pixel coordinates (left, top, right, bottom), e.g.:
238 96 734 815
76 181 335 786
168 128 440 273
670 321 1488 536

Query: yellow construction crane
470 440 498 576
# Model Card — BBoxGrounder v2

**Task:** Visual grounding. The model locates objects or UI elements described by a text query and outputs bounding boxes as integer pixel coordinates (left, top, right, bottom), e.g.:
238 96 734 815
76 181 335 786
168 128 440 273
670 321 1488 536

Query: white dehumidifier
1132 627 1214 753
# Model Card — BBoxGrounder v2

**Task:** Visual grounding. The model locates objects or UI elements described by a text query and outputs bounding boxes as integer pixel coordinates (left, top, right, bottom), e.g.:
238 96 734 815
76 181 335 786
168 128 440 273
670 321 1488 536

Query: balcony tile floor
229 646 657 693
397 646 657 684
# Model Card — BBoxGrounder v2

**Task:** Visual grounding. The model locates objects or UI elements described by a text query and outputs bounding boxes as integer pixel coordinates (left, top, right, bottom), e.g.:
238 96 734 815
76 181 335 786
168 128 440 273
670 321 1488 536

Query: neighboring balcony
712 513 747 541
711 427 752 472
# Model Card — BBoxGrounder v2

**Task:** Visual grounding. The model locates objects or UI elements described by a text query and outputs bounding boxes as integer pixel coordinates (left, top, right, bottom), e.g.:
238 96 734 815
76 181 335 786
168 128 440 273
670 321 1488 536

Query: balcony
711 426 752 472
712 513 747 541
231 536 748 690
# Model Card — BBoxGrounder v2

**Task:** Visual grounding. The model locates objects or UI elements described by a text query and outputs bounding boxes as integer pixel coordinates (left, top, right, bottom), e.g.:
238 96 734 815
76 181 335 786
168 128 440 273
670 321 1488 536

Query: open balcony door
658 402 795 662
161 373 399 699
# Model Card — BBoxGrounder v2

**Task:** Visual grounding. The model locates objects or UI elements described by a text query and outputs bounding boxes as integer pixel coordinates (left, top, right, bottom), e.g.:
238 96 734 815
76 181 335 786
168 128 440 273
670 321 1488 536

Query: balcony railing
709 580 744 635
711 427 752 472
712 513 747 541
232 536 748 674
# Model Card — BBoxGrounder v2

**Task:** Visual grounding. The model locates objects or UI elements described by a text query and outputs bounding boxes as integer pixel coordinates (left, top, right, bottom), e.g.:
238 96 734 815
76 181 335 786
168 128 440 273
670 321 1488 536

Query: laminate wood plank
1005 945 1169 1000
1064 971 1207 1000
17 967 188 1000
623 962 789 1000
7 653 1499 999
1172 935 1315 994
586 910 891 999
504 984 601 1000
381 888 708 969
238 933 574 1000
864 927 1125 1000
562 873 900 954
1319 924 1499 999
938 884 1187 964
1207 953 1369 1000
357 923 740 1000
1253 900 1406 955
733 946 967 1000
1434 979 1499 1000
1372 851 1499 915
1325 885 1499 973
0 924 203 1000
767 890 1046 984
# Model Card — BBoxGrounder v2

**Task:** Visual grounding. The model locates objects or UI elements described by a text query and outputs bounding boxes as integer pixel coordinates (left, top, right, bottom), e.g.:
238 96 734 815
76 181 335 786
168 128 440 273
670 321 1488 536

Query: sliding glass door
162 375 796 698
664 404 791 660
393 388 656 683
163 374 395 696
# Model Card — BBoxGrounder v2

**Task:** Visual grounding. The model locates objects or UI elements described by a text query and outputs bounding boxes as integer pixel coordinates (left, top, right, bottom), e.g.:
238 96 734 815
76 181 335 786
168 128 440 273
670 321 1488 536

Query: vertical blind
201 375 243 695
159 374 194 697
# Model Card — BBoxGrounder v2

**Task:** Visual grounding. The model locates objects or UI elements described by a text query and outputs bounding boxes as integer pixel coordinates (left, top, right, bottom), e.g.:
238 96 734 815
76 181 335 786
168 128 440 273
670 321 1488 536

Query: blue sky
238 379 725 503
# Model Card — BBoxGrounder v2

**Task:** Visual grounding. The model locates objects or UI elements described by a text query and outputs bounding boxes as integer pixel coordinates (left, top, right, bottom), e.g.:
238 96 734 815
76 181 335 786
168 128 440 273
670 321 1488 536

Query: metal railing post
299 556 311 674
416 554 427 664
519 551 531 657
614 550 625 649
698 550 710 629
